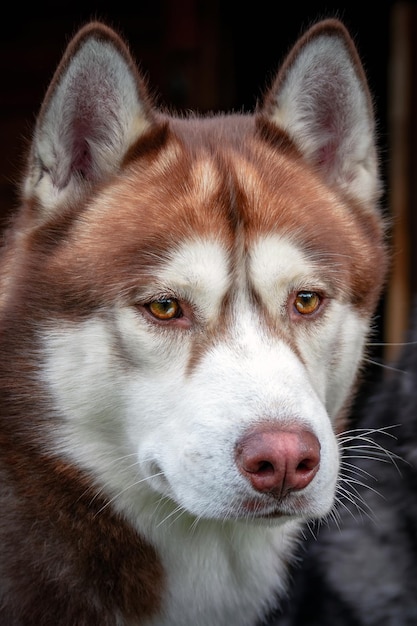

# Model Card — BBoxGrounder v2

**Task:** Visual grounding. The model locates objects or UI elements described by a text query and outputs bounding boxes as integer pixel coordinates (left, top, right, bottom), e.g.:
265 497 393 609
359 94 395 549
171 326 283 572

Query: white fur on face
42 234 366 528
41 233 367 625
249 233 368 415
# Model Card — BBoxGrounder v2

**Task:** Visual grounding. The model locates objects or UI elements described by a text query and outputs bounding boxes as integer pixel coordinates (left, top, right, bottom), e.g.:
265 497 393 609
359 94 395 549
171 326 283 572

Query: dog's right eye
146 298 183 321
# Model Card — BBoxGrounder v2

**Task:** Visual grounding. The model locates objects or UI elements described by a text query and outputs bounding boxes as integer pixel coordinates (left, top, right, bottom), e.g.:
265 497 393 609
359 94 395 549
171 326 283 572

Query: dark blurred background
1 0 415 379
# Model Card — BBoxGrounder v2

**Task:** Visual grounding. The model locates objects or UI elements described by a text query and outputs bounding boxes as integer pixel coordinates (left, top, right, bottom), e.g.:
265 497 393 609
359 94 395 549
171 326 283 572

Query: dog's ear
261 19 379 208
23 22 157 219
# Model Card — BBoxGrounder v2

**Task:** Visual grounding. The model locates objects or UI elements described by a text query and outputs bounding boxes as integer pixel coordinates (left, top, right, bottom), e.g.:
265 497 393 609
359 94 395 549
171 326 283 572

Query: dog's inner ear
261 20 379 208
24 23 155 218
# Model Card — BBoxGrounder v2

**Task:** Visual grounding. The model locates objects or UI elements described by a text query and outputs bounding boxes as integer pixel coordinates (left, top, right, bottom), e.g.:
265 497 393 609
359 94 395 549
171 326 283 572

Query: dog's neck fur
138 516 300 625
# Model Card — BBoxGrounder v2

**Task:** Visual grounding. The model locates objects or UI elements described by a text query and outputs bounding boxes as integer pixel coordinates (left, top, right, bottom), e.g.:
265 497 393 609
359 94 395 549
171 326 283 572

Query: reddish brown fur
0 18 388 626
10 114 386 323
0 310 164 624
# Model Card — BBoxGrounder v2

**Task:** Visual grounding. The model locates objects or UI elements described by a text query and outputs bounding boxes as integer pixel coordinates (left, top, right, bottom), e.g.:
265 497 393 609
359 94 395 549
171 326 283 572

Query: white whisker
328 422 409 527
156 504 187 529
366 340 417 347
363 358 406 374
304 520 319 540
340 461 377 480
93 471 165 517
336 481 371 513
342 476 385 501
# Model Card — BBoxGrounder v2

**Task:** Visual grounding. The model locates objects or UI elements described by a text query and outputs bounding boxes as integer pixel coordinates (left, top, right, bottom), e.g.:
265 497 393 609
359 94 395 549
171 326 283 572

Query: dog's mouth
236 494 309 520
241 497 281 515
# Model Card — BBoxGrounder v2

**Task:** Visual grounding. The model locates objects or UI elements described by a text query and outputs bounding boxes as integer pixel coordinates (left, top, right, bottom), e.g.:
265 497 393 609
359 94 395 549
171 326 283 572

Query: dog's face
1 21 387 531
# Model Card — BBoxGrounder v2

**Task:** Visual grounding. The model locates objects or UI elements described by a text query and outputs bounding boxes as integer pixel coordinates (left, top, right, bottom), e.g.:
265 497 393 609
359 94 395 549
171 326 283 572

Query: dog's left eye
147 298 183 321
293 291 322 315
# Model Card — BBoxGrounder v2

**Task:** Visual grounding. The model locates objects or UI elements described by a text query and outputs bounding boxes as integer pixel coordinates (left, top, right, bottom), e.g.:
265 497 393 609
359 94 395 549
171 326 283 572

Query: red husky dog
0 18 387 626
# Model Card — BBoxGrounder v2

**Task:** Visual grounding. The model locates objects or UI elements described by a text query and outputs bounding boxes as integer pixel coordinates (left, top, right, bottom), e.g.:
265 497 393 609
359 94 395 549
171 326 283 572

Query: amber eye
147 298 182 321
294 291 321 315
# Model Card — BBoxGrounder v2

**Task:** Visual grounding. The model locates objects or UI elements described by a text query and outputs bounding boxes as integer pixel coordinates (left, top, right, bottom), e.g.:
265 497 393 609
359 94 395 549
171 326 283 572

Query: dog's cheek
294 304 369 452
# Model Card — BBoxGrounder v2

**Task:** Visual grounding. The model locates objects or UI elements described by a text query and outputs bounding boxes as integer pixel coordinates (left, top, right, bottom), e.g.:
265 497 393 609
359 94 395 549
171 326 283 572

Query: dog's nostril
235 425 320 496
253 460 275 475
259 461 274 473
297 457 317 472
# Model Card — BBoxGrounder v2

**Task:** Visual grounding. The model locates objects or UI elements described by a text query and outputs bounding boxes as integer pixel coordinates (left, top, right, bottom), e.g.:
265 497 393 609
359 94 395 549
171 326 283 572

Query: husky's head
1 20 387 531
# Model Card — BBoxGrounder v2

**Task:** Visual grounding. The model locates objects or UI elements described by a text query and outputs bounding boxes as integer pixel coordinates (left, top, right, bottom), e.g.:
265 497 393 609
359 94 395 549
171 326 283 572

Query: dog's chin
221 507 305 529
236 508 294 526
234 498 289 519
186 496 322 527
222 489 336 526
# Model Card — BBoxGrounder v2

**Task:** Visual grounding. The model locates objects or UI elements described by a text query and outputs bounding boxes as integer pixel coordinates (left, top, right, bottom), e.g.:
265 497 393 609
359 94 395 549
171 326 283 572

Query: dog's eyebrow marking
250 235 314 285
249 234 321 308
156 237 232 319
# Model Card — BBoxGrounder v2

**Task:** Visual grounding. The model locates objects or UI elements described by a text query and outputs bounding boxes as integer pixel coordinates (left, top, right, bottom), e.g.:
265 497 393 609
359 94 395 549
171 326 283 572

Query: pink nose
235 425 320 497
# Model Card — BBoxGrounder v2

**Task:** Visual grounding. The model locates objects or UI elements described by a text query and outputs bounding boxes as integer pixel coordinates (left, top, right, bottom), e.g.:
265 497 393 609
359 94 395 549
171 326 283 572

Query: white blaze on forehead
156 238 231 318
249 234 320 308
